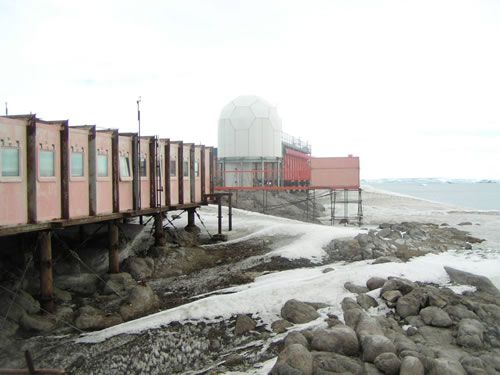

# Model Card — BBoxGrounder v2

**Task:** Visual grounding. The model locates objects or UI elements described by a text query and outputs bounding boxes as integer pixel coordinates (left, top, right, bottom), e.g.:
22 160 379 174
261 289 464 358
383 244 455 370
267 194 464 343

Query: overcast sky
1 0 499 179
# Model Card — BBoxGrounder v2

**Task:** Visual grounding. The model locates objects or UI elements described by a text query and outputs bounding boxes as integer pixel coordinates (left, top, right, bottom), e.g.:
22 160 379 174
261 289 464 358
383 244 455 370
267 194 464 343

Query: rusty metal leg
39 231 54 313
217 196 222 235
228 194 232 231
154 214 167 245
108 221 120 273
184 208 201 234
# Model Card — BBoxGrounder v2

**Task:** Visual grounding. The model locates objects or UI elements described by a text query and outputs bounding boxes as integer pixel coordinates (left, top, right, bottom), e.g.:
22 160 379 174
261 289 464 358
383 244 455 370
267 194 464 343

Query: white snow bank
77 250 500 344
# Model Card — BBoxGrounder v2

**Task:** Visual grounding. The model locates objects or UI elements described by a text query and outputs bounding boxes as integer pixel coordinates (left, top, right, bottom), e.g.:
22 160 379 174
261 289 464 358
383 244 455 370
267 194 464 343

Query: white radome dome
218 95 282 158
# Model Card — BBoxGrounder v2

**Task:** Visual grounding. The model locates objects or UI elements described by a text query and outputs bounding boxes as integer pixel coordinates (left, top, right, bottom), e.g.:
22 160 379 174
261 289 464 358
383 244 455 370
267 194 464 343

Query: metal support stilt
312 189 316 221
217 196 222 235
306 190 310 220
185 208 200 234
228 194 233 231
108 221 120 274
330 189 334 226
358 188 363 226
344 189 348 222
39 231 54 313
154 214 167 245
333 190 337 224
262 189 265 213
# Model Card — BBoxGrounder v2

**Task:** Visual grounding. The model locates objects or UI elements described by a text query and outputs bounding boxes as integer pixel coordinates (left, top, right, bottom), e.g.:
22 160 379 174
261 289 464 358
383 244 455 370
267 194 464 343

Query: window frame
183 160 189 178
0 145 22 182
119 154 133 181
139 154 148 179
38 148 56 182
96 153 109 180
194 160 200 177
70 150 85 180
169 159 177 178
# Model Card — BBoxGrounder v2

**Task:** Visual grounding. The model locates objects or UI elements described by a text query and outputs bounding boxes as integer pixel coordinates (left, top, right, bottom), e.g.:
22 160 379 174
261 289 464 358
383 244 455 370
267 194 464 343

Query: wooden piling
217 196 222 235
228 194 232 231
39 231 54 313
154 214 166 246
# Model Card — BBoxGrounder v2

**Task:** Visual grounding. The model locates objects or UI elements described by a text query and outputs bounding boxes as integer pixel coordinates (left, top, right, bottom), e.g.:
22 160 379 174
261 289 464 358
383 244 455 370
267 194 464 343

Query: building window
1 147 20 177
39 150 55 177
120 155 130 178
97 154 108 177
139 156 147 177
71 152 84 177
183 160 189 177
194 160 200 177
170 160 177 177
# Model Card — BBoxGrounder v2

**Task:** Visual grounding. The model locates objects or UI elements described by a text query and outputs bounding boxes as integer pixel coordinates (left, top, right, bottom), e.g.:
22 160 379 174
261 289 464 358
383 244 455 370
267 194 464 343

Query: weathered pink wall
0 117 28 225
183 144 191 203
96 132 113 214
36 122 62 222
169 143 179 205
68 128 89 218
194 146 202 202
310 156 360 189
118 136 133 211
139 138 150 209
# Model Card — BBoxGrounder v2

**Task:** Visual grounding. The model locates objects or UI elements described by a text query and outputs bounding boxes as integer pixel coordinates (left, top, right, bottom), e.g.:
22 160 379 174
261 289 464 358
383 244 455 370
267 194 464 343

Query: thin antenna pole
137 97 142 211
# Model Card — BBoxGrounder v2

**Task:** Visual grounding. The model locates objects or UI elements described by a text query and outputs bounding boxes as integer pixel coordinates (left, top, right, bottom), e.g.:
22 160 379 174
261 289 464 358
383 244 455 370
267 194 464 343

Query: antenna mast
137 97 142 213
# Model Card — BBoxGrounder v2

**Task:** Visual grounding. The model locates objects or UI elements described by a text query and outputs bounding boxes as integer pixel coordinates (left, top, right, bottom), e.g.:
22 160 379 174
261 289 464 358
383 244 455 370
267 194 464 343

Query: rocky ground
0 190 499 374
270 267 500 375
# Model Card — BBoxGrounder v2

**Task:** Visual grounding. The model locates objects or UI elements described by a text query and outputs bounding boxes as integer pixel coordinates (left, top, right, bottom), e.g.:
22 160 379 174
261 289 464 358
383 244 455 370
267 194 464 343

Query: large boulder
234 314 256 335
367 277 387 291
460 355 489 374
0 319 19 337
382 290 402 304
101 272 136 295
119 284 159 321
55 273 99 295
444 267 500 296
0 294 26 322
13 290 40 314
285 331 309 348
380 278 416 296
445 304 478 321
374 352 401 375
19 314 55 332
396 289 426 319
373 256 403 264
356 315 384 339
310 326 359 356
361 335 396 363
344 282 369 294
75 306 123 330
271 344 313 375
312 351 363 374
400 356 424 375
429 358 467 375
356 294 378 310
271 319 293 333
125 257 154 280
456 319 484 349
281 299 320 324
419 306 453 327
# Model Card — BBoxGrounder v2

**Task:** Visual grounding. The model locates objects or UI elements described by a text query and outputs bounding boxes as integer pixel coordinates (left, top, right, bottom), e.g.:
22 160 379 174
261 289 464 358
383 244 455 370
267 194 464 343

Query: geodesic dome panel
218 95 282 158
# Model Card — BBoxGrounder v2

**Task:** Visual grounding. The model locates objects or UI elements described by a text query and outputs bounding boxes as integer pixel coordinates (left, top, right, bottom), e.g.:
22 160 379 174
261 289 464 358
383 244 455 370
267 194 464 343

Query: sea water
365 180 500 211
